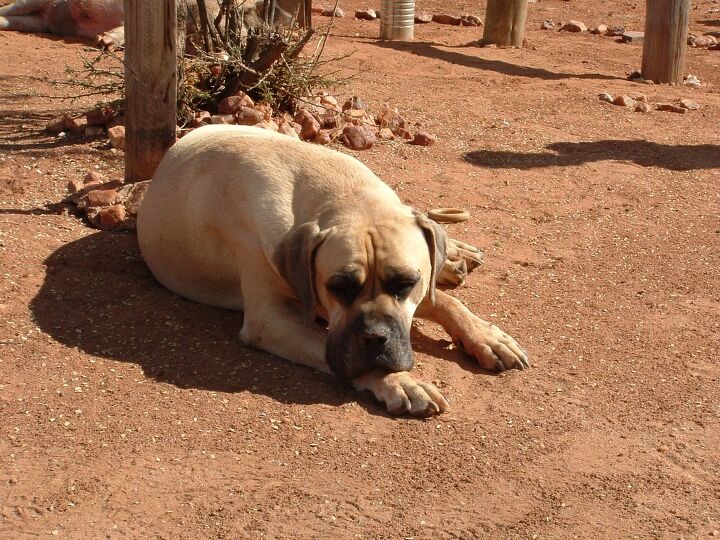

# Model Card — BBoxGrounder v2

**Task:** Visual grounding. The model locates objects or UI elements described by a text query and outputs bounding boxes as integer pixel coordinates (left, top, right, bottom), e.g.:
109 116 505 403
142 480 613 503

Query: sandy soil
1 0 719 538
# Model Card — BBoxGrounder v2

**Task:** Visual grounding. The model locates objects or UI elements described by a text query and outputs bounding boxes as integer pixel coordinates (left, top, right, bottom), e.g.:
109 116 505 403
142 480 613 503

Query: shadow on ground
372 40 621 81
464 140 720 171
29 231 477 416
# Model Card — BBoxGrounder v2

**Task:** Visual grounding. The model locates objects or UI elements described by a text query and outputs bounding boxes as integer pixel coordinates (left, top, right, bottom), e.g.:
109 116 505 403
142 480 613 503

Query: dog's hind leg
0 14 49 32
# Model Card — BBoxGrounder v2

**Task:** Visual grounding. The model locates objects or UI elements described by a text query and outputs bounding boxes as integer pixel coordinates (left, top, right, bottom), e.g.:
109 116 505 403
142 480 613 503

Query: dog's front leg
352 370 449 417
416 290 530 372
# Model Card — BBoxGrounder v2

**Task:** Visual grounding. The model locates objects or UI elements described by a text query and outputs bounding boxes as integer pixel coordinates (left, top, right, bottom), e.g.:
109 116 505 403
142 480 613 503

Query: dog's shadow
30 231 485 417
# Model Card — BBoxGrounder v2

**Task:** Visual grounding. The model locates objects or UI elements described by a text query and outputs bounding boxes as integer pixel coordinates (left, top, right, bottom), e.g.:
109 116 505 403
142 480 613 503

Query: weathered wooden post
123 0 177 183
641 0 690 83
482 0 529 47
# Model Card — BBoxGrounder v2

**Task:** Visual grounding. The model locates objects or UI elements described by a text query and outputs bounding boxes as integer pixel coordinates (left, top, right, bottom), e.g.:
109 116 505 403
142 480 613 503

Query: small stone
322 6 344 17
678 99 700 110
107 125 125 150
67 116 88 133
114 180 150 215
561 20 587 32
85 171 106 184
432 14 462 25
218 95 244 114
683 74 701 88
375 106 407 135
656 103 687 114
598 92 613 103
86 188 118 208
86 106 117 127
342 96 368 111
355 9 377 20
84 126 105 137
341 125 376 150
235 107 265 126
688 35 717 48
294 109 321 140
590 24 608 34
414 12 433 24
460 15 483 27
412 132 436 146
540 20 556 30
635 102 652 113
628 70 643 80
378 128 395 140
612 95 635 107
191 110 211 128
605 25 625 37
628 92 647 102
313 131 332 145
320 110 339 129
210 114 235 124
621 31 644 43
92 204 127 231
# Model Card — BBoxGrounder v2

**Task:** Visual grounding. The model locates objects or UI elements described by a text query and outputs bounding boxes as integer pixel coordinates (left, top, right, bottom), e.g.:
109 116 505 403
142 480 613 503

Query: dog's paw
353 371 449 417
437 238 484 288
453 319 530 372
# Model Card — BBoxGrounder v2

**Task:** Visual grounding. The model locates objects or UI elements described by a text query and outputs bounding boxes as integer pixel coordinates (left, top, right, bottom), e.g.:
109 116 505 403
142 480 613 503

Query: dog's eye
385 279 417 300
326 279 362 305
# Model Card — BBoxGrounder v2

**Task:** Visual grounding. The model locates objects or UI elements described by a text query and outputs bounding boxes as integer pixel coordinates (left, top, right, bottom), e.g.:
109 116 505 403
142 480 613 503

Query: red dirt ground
1 1 719 538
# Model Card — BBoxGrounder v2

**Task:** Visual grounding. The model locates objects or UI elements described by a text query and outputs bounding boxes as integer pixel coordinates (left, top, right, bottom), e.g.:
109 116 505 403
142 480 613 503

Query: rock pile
598 92 701 114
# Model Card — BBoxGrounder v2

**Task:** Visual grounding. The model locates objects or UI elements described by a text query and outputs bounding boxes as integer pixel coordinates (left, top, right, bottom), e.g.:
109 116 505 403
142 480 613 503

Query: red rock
107 125 126 150
432 14 462 25
218 95 244 114
605 25 625 36
612 95 635 107
355 9 377 20
322 6 344 17
561 20 587 32
67 116 88 133
412 131 436 146
590 24 608 34
379 128 395 140
414 12 433 24
114 181 150 215
92 204 127 230
86 106 117 127
460 15 483 27
375 106 407 135
235 107 265 126
86 188 118 208
342 96 368 111
656 103 687 114
84 171 105 184
634 102 652 113
313 131 332 145
679 99 700 110
277 120 301 139
294 109 321 140
628 92 647 103
320 110 339 129
341 125 376 150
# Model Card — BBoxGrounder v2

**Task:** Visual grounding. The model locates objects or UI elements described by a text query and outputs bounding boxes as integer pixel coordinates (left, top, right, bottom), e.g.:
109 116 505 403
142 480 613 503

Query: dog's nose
360 328 390 349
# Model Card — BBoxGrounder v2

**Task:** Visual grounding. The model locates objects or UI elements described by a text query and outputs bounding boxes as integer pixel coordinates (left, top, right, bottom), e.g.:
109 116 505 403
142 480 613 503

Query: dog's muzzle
326 311 414 379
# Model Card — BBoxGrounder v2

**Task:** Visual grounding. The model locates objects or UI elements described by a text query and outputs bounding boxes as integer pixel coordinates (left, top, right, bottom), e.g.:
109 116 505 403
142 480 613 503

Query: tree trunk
641 0 690 83
482 0 528 47
123 0 178 183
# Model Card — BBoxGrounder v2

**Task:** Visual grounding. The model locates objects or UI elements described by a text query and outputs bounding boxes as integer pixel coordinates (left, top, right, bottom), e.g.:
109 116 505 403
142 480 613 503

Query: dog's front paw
437 238 484 288
353 370 449 417
454 319 530 372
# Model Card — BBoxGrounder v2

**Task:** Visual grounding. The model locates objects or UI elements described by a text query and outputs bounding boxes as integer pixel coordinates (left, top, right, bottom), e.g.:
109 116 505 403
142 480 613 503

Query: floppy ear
413 210 448 304
273 222 328 317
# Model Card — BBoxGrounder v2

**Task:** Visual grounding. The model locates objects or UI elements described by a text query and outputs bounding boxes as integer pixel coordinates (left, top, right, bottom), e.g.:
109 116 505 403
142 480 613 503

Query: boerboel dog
137 125 530 417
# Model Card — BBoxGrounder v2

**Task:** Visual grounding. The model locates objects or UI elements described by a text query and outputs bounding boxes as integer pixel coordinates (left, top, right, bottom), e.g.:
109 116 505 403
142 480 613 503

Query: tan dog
137 125 529 417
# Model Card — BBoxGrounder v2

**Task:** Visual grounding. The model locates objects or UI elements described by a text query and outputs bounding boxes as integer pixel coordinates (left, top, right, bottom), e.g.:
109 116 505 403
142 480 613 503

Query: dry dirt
1 0 719 538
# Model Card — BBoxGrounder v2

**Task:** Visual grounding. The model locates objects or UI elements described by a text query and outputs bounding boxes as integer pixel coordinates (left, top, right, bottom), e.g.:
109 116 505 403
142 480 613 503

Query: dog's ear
273 222 328 317
413 210 448 304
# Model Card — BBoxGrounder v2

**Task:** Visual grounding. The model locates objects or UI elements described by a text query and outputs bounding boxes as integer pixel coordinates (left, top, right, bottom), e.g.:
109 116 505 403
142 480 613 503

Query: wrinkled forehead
315 222 430 282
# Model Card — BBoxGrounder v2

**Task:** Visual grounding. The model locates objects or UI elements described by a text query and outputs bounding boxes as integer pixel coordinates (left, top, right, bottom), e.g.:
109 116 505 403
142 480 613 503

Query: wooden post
641 0 690 83
482 0 528 47
124 0 177 183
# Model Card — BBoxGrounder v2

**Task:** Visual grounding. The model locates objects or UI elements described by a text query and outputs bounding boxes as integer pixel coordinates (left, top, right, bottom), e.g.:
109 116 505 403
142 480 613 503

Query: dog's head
274 209 447 380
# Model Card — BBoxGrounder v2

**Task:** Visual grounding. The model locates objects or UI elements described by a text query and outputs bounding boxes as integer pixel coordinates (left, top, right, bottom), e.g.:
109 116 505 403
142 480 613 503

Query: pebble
355 9 377 20
605 25 625 36
688 35 717 48
235 107 265 126
86 189 118 208
561 20 587 32
612 95 635 107
679 99 700 110
414 12 433 24
598 92 613 103
683 74 701 88
628 92 647 102
341 125 376 150
294 109 321 140
322 6 344 17
656 103 687 114
432 14 462 25
378 128 395 140
92 205 127 231
621 31 644 43
590 24 608 34
313 131 332 145
635 102 652 113
541 20 557 30
107 125 125 150
375 106 407 135
342 96 368 111
412 132 436 146
460 15 483 27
